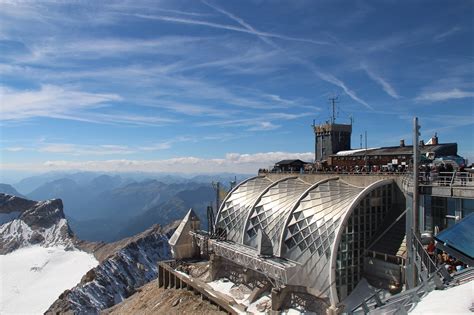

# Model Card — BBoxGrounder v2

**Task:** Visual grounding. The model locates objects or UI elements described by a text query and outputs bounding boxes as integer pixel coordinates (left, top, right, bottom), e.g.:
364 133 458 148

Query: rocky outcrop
0 194 74 254
0 194 36 214
19 199 66 228
46 224 172 314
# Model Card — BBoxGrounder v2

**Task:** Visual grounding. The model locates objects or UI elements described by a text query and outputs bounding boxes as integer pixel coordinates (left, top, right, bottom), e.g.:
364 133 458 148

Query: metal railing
403 171 473 189
411 232 439 283
260 169 407 176
349 231 451 315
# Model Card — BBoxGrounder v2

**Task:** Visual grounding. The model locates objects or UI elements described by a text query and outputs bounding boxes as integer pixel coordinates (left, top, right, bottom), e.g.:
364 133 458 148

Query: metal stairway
350 231 455 315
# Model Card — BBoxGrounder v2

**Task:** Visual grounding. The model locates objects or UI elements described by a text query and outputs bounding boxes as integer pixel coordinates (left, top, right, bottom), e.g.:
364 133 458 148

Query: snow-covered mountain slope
46 224 172 314
0 245 98 314
0 195 74 254
0 193 99 314
0 217 74 252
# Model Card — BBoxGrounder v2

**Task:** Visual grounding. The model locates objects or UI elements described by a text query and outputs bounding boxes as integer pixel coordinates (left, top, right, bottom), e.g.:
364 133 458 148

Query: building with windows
329 139 458 170
314 122 352 162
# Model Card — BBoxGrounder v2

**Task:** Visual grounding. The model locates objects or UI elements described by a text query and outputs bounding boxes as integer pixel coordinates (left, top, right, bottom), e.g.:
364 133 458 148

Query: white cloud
22 37 204 63
132 13 329 46
0 85 178 125
7 141 179 156
247 121 280 131
415 88 474 102
38 143 135 156
434 26 461 42
198 2 372 112
198 112 311 130
361 65 400 99
316 72 373 109
0 85 121 121
5 147 26 152
138 143 172 151
1 151 314 173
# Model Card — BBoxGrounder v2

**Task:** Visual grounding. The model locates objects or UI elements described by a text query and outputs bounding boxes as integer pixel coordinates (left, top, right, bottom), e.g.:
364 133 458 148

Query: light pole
407 117 420 288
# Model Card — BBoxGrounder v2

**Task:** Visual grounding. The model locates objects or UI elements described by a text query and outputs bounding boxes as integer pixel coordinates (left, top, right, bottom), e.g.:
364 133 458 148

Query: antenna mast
329 96 339 124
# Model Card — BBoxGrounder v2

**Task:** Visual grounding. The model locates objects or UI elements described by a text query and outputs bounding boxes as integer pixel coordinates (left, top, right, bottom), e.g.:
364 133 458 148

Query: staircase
350 231 459 315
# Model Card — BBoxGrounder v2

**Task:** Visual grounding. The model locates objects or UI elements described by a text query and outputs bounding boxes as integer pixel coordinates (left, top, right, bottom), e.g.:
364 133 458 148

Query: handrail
412 231 438 279
349 289 384 315
350 264 446 315
402 171 474 194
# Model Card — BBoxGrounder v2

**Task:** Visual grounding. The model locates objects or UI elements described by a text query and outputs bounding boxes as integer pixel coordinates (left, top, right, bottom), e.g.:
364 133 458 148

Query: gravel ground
102 279 227 315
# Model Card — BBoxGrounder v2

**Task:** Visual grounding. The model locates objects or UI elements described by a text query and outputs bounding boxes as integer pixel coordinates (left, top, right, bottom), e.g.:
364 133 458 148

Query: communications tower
312 97 352 161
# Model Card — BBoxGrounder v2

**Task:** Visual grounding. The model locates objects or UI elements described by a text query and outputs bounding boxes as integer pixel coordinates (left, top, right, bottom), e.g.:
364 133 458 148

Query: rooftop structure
214 175 404 306
272 159 309 173
329 140 458 169
169 209 200 260
314 123 352 162
313 97 353 162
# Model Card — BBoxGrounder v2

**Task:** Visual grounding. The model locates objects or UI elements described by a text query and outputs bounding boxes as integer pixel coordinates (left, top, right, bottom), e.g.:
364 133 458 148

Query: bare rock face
0 193 74 254
45 224 172 315
19 199 66 229
0 194 37 214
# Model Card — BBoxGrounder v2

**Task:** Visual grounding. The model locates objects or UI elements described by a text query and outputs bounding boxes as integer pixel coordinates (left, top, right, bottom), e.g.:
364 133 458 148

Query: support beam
158 265 164 288
164 269 170 289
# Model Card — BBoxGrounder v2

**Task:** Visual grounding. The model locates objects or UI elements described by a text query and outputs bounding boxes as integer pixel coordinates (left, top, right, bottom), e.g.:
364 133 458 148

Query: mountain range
0 192 177 314
0 172 246 241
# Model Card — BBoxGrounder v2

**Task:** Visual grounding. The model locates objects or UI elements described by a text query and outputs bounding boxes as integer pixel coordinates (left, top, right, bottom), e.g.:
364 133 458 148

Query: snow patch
247 294 271 314
0 246 98 314
410 280 474 314
0 218 73 250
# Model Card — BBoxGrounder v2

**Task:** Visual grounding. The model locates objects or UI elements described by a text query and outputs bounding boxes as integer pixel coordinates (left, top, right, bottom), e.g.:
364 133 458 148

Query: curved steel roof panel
282 180 363 292
243 177 311 252
215 176 274 243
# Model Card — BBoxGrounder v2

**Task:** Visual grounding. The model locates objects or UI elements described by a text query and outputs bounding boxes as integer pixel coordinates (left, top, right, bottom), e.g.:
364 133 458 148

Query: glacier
0 245 98 314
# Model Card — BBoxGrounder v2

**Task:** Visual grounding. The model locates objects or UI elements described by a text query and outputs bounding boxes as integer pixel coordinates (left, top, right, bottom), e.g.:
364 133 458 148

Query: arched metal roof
215 176 273 243
244 177 310 251
214 176 395 305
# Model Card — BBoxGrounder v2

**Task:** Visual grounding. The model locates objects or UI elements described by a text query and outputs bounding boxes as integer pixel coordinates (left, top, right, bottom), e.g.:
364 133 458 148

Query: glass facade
422 196 473 232
462 199 474 219
335 183 393 300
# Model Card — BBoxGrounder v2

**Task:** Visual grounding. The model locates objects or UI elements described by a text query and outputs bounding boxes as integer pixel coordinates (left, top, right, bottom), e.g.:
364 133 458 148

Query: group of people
420 163 470 186
426 240 468 273
261 162 471 182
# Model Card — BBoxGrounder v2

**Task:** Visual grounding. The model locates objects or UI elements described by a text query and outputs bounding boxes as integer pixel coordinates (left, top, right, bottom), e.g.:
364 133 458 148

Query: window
335 184 393 301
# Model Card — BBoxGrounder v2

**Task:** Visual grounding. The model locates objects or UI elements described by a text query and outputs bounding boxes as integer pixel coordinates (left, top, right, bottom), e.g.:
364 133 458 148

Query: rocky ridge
0 192 179 314
0 194 74 254
46 224 172 314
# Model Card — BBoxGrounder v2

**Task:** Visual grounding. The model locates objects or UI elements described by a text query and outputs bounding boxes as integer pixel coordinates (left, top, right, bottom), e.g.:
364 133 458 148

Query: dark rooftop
332 143 457 157
275 159 309 165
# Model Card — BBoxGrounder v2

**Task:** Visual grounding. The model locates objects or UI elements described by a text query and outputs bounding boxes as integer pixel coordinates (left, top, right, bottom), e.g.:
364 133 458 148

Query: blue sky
0 0 473 176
